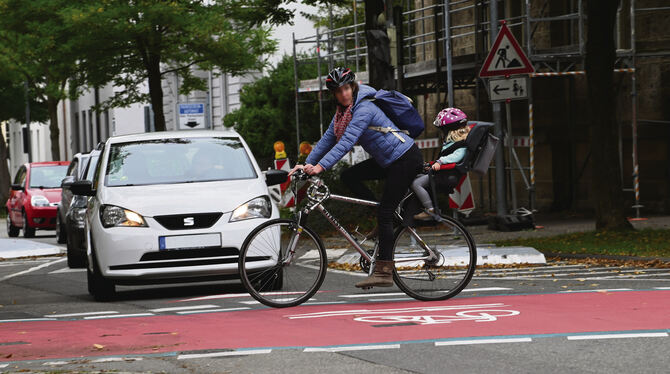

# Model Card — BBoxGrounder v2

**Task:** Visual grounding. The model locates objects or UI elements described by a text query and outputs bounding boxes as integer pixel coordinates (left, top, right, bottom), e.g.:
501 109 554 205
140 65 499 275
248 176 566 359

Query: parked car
60 150 101 268
6 161 70 238
70 130 287 301
57 153 90 244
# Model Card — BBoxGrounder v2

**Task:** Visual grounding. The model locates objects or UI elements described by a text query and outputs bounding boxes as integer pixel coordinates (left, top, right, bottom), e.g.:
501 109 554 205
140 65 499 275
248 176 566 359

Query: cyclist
289 67 423 288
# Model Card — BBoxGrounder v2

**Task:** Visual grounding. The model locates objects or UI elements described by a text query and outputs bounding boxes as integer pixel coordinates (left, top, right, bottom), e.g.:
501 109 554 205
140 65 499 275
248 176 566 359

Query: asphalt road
1 231 669 373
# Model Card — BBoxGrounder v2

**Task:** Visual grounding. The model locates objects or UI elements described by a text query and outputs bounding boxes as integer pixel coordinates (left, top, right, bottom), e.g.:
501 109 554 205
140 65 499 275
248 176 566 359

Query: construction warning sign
479 22 534 78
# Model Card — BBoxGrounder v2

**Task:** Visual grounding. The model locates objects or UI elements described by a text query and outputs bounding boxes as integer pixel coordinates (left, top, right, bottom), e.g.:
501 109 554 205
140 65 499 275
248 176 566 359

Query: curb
543 252 670 263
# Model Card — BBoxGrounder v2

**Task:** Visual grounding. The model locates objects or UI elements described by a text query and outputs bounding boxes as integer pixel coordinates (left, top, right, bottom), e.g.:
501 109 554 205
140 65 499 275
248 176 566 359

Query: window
13 166 26 187
104 137 257 187
28 165 69 189
66 159 78 177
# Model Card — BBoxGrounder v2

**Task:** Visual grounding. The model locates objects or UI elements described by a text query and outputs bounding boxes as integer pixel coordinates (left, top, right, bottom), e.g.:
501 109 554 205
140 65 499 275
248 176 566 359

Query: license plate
159 233 222 250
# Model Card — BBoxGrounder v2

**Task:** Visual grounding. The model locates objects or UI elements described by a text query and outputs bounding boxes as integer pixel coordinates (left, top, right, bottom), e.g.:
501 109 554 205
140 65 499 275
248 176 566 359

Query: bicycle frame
288 175 440 271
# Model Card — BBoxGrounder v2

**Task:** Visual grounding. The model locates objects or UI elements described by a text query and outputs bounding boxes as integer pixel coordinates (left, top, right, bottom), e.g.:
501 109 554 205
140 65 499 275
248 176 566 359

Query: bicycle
238 169 478 308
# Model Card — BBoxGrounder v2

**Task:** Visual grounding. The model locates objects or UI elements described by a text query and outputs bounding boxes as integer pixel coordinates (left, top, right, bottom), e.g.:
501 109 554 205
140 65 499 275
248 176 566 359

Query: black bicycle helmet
326 67 356 91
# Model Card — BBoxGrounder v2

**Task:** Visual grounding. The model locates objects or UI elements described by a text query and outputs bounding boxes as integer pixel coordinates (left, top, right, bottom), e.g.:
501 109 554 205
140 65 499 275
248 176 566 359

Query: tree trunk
47 95 61 161
0 132 10 207
585 0 633 231
147 59 166 132
364 0 394 89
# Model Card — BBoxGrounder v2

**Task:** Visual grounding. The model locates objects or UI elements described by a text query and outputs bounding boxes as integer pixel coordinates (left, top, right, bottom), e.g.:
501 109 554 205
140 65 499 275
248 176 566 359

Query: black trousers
341 145 423 260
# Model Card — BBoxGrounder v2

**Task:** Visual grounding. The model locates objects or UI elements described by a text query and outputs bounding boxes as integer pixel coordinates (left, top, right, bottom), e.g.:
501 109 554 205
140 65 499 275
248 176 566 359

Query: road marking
177 307 250 315
91 357 143 363
84 313 154 320
435 337 532 346
304 344 400 352
0 318 57 323
0 364 7 368
178 291 328 302
45 311 119 318
150 305 219 313
178 349 272 360
367 297 413 302
43 361 70 366
303 301 347 306
653 287 670 290
559 288 632 293
285 303 508 319
0 258 67 282
48 267 86 274
339 287 513 299
567 332 668 340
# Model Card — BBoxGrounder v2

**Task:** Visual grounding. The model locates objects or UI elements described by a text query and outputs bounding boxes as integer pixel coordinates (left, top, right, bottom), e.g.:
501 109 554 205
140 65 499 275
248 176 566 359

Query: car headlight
100 205 147 228
230 196 271 222
73 208 87 223
31 195 50 207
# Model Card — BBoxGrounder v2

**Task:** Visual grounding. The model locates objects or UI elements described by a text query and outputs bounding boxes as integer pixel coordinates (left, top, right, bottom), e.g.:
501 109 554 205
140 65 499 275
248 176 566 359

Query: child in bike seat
412 108 472 220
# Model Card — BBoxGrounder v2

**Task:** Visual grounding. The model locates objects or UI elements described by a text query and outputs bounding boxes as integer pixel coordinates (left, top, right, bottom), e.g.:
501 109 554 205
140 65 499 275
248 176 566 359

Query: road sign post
480 20 535 221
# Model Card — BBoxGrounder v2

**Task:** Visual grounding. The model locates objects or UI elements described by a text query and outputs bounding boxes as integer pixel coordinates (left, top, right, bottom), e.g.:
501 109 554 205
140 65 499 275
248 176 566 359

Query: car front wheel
22 211 35 238
87 249 116 301
56 213 67 244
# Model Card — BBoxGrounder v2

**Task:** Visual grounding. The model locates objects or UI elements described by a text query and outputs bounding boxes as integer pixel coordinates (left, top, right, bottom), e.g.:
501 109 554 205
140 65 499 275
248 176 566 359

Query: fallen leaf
93 344 104 350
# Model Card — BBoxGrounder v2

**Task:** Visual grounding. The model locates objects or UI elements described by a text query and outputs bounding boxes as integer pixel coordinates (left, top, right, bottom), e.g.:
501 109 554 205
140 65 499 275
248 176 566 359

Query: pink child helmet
433 107 468 132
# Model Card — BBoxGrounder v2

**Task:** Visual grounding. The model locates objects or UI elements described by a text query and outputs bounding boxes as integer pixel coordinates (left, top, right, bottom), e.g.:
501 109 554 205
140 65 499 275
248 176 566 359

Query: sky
268 2 320 67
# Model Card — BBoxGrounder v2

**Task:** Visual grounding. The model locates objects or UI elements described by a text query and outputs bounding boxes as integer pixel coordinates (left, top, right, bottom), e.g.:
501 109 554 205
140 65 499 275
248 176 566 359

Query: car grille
153 212 223 230
140 247 238 261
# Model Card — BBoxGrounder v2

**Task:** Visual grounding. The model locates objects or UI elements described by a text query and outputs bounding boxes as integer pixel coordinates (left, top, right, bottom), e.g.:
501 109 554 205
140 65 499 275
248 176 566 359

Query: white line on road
178 349 272 360
567 332 668 340
48 267 86 274
45 311 119 318
0 318 57 323
84 313 154 320
303 344 400 352
91 357 143 363
339 287 513 299
559 288 632 293
0 258 66 282
43 361 69 366
177 307 251 315
435 338 532 346
304 344 400 352
0 364 7 368
653 287 670 290
303 301 347 306
149 305 219 313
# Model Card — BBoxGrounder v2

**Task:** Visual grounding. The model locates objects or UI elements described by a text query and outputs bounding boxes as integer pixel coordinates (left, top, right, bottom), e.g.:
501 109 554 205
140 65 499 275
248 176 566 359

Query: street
1 229 669 373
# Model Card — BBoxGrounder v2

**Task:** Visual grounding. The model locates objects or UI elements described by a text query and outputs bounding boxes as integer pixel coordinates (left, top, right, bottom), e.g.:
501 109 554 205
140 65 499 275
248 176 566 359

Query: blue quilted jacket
305 84 415 170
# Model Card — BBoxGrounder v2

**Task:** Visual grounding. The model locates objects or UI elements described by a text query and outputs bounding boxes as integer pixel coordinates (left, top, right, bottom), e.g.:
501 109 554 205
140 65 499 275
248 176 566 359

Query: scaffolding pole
292 33 301 155
443 0 454 106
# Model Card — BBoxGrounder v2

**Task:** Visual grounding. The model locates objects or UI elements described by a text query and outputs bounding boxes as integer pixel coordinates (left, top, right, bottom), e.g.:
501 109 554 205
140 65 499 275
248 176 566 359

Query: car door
9 166 27 224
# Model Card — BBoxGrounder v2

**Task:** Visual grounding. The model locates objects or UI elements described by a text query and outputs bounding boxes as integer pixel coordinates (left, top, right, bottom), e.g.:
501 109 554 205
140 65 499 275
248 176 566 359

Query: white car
71 129 287 301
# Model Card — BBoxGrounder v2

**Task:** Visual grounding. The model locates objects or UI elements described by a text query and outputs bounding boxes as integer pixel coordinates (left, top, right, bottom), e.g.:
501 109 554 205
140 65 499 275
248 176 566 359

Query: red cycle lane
1 290 669 362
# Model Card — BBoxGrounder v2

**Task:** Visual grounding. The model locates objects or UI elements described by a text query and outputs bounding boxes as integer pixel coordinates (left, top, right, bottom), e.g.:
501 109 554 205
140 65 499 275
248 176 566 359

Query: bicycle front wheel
392 215 477 301
238 219 327 308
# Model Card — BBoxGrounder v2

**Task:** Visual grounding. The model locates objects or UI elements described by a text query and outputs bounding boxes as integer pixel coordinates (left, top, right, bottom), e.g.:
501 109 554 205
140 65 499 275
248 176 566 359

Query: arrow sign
492 85 509 95
488 77 528 102
479 22 534 78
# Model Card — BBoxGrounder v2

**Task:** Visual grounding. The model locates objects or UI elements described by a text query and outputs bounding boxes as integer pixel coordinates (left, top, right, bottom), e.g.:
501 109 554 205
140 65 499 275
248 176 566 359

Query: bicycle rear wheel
392 215 477 301
238 219 327 308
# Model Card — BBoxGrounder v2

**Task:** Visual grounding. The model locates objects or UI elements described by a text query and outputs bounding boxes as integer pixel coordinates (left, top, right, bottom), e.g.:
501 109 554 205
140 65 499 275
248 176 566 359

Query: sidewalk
0 218 64 259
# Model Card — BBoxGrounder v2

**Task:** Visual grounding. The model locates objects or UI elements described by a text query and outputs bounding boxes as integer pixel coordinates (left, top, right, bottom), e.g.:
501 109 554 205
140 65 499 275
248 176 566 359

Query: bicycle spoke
392 216 477 301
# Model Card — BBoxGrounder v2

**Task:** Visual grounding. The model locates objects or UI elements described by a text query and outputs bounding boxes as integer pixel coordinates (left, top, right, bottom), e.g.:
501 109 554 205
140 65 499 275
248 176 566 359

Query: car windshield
29 165 69 189
104 137 257 187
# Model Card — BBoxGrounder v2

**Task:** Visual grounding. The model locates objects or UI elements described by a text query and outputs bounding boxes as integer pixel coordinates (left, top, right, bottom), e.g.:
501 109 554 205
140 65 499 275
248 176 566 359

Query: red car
6 161 70 238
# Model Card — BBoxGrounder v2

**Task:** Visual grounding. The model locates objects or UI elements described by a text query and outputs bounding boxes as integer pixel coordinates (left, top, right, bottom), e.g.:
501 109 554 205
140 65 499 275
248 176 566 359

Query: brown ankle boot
355 260 394 288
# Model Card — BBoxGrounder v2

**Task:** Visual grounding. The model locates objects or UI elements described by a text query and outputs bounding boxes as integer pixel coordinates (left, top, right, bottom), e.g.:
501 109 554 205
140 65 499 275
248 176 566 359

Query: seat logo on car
183 217 195 226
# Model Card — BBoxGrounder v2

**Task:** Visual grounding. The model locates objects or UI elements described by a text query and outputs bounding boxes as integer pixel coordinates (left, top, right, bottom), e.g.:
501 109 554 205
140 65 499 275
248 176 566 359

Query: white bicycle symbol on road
353 309 520 325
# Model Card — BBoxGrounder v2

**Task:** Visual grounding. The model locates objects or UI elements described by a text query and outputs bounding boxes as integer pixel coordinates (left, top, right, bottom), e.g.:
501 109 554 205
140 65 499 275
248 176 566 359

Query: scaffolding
293 0 670 217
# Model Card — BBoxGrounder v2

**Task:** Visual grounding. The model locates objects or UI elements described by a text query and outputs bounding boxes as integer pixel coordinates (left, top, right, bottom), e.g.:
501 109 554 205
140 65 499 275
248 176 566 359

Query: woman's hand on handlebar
431 162 441 171
288 164 304 177
304 164 324 176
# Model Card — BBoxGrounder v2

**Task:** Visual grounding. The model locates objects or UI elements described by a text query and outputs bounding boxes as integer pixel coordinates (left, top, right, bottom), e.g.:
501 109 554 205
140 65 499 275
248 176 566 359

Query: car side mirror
61 176 75 188
265 169 288 186
70 180 95 196
10 184 24 191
